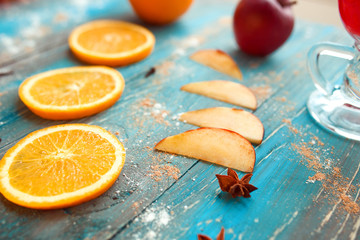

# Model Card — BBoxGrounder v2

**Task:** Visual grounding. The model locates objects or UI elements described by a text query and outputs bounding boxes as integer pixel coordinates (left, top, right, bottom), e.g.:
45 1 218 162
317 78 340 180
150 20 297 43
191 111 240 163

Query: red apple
233 0 296 56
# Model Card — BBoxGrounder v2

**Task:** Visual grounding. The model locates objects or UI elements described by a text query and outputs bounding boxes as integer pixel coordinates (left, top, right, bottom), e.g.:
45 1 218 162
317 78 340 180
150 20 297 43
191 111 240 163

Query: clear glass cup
306 0 360 141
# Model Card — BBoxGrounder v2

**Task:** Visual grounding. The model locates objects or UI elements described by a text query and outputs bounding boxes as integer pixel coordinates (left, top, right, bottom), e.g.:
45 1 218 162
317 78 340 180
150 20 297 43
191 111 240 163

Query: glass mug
306 0 360 141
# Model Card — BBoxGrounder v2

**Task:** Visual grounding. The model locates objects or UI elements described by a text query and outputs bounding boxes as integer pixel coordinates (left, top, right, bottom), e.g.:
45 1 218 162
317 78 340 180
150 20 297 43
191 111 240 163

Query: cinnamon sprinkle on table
289 124 360 215
149 165 180 182
282 118 292 125
140 98 155 108
156 61 175 76
250 85 272 102
310 134 325 146
292 142 323 169
276 97 287 102
308 172 326 181
133 97 172 127
340 194 360 214
311 163 359 214
53 12 68 23
282 119 299 134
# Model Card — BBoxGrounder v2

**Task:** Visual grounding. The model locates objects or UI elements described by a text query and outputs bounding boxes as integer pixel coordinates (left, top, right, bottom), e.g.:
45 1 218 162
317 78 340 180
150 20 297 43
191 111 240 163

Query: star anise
216 168 257 198
198 227 225 240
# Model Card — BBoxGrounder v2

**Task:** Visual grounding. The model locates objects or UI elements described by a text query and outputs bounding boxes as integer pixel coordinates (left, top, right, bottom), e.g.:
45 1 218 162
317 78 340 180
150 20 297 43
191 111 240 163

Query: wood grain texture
0 0 359 239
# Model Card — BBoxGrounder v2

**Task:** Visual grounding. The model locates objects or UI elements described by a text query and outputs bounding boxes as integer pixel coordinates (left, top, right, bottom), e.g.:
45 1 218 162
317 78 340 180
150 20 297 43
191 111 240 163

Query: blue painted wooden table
1 0 360 239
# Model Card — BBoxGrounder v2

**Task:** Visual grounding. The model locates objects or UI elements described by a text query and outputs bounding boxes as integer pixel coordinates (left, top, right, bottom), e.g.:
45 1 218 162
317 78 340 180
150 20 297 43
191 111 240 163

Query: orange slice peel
0 124 126 209
19 66 125 120
69 20 155 66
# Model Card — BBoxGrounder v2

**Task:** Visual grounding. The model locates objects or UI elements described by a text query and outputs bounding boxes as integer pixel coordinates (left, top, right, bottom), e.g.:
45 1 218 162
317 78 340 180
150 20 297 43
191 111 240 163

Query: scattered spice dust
283 119 299 135
288 120 360 215
308 172 326 181
319 168 360 214
53 12 68 23
140 98 155 108
149 164 180 182
151 110 170 126
156 61 175 76
268 71 284 82
250 85 272 102
340 194 360 214
276 96 287 102
251 70 283 85
292 142 322 170
282 118 292 125
131 97 171 128
144 146 181 183
132 202 140 213
310 134 325 146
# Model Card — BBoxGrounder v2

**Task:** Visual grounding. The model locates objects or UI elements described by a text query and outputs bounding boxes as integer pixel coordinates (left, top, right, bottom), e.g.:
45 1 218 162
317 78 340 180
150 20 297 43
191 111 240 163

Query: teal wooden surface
1 0 359 239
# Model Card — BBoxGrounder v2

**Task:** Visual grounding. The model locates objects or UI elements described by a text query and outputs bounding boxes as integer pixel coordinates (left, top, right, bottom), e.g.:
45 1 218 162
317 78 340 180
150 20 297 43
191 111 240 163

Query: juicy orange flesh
8 129 116 197
29 72 116 106
77 26 147 53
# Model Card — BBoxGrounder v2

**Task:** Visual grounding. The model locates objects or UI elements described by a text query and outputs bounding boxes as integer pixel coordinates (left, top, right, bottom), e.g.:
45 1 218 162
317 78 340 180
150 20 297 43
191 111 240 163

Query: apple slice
190 49 243 80
180 107 264 144
155 128 255 172
181 80 257 110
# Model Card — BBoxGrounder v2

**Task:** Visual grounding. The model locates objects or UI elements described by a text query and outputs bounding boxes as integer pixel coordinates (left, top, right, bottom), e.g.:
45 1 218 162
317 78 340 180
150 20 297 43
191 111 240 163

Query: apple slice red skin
155 127 256 172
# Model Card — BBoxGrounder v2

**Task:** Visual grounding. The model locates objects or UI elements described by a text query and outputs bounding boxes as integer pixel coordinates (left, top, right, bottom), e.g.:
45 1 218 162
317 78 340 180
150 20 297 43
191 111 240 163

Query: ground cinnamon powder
149 165 180 182
321 168 360 214
138 97 171 126
283 119 299 134
143 145 181 183
250 86 272 102
309 172 326 181
151 110 170 126
289 121 359 215
140 98 155 107
292 142 322 170
340 194 360 214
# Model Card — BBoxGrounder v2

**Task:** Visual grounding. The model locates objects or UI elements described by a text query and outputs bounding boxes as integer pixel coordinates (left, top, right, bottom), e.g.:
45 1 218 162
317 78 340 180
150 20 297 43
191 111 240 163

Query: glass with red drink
339 0 360 46
306 0 360 140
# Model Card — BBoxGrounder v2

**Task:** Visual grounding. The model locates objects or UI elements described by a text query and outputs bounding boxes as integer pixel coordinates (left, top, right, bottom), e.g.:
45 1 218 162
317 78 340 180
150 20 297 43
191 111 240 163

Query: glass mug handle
307 42 355 96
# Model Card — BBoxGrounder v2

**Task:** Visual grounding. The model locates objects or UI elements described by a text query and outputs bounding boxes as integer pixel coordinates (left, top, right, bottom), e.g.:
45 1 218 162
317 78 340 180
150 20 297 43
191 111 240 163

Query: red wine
339 0 360 40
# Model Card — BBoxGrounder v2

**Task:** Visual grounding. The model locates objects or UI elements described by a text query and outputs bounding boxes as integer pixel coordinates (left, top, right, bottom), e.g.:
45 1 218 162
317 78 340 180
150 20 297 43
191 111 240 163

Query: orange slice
69 20 156 66
19 66 125 120
0 124 126 209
